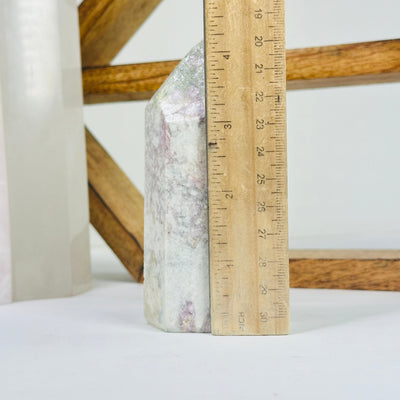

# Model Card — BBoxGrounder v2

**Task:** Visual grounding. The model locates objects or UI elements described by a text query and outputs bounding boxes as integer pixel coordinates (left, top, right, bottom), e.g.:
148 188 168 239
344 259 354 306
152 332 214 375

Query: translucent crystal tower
144 42 210 332
0 89 11 304
0 0 91 304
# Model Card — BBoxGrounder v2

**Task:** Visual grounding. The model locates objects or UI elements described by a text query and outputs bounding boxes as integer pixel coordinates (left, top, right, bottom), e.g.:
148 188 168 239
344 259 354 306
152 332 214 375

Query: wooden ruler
204 0 289 335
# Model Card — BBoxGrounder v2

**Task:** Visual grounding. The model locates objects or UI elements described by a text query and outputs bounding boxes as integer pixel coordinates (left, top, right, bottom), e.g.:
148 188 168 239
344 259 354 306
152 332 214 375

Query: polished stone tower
144 42 210 332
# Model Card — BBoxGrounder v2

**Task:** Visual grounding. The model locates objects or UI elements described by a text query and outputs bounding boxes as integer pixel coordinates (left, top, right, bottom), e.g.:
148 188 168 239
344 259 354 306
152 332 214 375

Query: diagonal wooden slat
86 129 144 282
79 0 163 67
79 0 157 280
80 0 171 103
82 39 400 103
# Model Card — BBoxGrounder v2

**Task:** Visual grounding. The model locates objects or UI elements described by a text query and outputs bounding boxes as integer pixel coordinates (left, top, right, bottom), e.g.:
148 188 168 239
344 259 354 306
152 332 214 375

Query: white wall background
82 0 400 250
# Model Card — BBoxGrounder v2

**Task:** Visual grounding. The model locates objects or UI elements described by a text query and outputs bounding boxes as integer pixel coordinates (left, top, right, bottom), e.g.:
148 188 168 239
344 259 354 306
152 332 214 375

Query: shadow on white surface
290 288 400 334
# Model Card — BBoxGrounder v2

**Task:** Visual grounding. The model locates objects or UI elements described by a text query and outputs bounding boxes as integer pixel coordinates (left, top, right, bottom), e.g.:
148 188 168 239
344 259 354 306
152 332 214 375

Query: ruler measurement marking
205 0 288 335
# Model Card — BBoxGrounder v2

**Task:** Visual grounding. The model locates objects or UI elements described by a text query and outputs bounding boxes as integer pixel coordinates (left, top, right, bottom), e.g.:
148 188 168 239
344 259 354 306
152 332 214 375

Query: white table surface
1 247 400 400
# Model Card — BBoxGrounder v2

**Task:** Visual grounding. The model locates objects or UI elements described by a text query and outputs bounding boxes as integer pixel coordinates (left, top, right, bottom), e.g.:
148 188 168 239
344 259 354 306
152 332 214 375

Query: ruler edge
203 0 290 336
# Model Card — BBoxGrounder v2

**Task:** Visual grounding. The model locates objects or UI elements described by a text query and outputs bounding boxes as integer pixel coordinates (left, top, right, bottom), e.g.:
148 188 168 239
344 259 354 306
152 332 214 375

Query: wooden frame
79 0 400 290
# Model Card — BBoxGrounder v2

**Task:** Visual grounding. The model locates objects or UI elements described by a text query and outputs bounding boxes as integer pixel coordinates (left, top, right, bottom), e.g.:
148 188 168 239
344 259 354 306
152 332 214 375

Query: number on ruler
260 312 268 323
259 256 267 268
258 229 267 239
255 36 264 47
254 9 263 19
257 202 267 212
257 174 266 185
238 312 245 330
256 119 265 129
255 91 264 102
260 285 268 295
255 63 264 73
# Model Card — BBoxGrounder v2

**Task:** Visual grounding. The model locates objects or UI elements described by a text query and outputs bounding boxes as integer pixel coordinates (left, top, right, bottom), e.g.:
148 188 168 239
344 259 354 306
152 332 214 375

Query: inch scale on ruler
204 0 289 335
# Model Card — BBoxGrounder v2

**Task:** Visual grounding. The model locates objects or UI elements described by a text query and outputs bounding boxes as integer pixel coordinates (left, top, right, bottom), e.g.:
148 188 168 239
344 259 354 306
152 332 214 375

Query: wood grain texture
83 60 179 104
79 0 162 67
286 39 400 90
79 0 151 280
205 0 288 336
82 39 400 103
86 129 144 281
289 250 400 291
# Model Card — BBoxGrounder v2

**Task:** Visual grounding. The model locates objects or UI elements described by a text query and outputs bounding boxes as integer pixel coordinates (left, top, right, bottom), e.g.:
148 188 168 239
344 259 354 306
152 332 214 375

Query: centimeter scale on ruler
204 0 289 335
